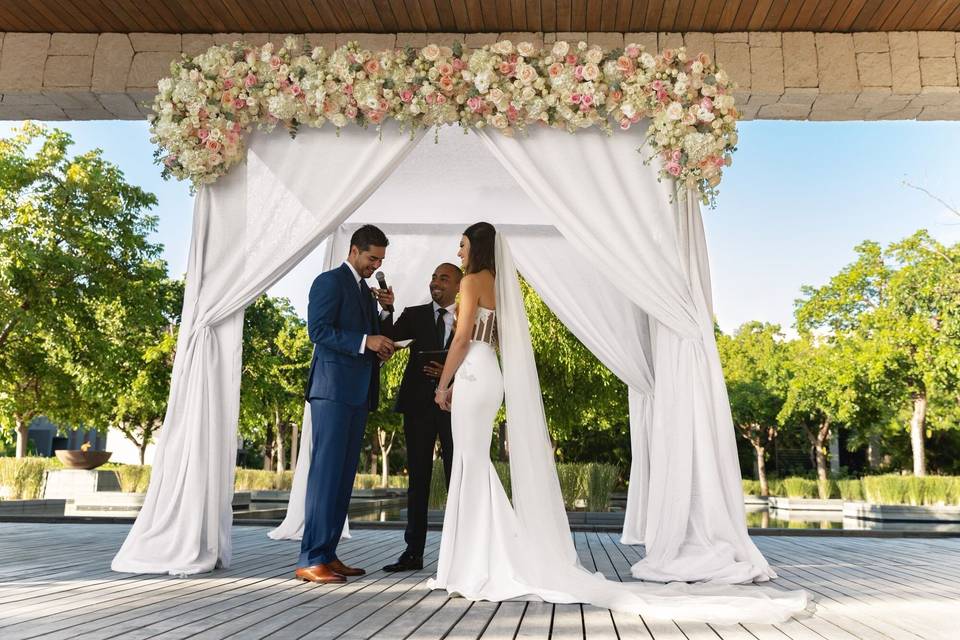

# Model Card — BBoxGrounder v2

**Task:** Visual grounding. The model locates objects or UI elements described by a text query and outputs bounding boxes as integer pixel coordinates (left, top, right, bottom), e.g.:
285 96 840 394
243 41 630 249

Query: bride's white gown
427 259 810 623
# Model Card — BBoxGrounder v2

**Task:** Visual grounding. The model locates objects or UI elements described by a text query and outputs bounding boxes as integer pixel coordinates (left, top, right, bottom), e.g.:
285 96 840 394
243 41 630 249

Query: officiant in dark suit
382 262 462 571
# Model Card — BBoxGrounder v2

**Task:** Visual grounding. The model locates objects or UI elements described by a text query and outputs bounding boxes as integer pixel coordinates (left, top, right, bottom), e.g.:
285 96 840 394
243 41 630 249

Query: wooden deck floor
0 523 957 639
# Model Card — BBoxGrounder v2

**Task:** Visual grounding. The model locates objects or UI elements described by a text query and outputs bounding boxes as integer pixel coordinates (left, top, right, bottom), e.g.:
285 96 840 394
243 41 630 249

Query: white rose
622 103 636 118
585 47 603 64
666 102 683 120
691 60 704 74
698 107 715 122
491 113 508 128
331 113 347 127
488 88 505 103
521 86 536 100
639 53 655 69
421 44 441 61
551 41 570 57
517 42 536 57
491 40 514 55
517 63 538 85
474 70 493 93
581 63 599 81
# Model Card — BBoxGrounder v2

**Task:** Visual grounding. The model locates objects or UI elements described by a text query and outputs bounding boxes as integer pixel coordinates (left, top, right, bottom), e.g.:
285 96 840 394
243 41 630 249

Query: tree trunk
814 421 830 498
274 406 285 474
263 424 274 472
15 416 28 459
290 420 299 474
753 443 769 497
378 428 394 488
139 439 148 466
867 435 881 470
909 392 928 477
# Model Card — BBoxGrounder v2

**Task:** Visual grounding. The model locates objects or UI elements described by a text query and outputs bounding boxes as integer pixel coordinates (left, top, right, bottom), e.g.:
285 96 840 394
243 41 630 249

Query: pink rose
666 162 682 177
378 97 388 111
662 49 675 62
506 105 518 121
344 84 353 95
609 90 622 102
619 118 631 130
197 128 210 140
425 93 436 105
565 54 577 65
651 80 664 91
570 93 582 104
368 110 384 124
700 97 714 111
364 59 380 74
345 105 358 118
244 73 257 88
453 58 466 71
467 96 483 112
581 94 594 107
226 131 240 145
399 89 413 102
435 94 447 104
232 122 243 132
625 45 641 58
223 78 234 90
616 56 635 74
548 62 564 77
438 62 454 76
573 65 584 80
233 98 246 109
671 149 682 163
499 62 515 75
439 76 454 91
205 139 222 152
270 56 282 70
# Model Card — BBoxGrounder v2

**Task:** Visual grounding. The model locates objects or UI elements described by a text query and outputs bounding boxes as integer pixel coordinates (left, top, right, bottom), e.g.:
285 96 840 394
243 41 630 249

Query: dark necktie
436 308 447 347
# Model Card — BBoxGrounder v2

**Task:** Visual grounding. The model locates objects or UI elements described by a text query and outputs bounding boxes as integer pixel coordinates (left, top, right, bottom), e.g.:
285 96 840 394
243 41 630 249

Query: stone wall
0 30 958 121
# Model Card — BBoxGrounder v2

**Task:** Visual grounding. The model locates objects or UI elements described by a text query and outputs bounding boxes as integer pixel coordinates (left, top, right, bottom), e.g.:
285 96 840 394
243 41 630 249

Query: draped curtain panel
478 126 772 583
113 125 423 575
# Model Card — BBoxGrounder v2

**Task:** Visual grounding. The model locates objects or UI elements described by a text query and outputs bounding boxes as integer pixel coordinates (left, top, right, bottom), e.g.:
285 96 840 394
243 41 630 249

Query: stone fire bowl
55 450 113 470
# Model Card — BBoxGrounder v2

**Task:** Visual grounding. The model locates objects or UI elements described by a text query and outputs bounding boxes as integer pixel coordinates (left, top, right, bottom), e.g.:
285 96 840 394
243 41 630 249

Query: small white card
394 339 414 348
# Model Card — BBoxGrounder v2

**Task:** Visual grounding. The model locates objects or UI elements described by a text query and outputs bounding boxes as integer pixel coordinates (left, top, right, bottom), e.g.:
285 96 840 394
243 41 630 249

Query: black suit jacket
386 302 452 416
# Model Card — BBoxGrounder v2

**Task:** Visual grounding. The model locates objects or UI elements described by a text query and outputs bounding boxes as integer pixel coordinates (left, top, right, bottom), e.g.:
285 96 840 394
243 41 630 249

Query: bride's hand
434 386 452 412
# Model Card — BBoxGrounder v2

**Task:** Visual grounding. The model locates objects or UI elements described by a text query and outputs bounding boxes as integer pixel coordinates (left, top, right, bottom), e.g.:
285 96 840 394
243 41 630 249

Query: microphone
375 271 394 312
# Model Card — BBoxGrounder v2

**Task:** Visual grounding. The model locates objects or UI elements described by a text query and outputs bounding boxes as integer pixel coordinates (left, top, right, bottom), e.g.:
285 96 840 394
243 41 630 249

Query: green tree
717 321 790 496
795 233 960 476
0 123 162 456
522 280 630 469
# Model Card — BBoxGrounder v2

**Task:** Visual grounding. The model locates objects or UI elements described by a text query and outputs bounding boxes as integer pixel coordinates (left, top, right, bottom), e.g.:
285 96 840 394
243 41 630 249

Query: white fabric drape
479 125 772 584
496 234 807 622
113 125 422 574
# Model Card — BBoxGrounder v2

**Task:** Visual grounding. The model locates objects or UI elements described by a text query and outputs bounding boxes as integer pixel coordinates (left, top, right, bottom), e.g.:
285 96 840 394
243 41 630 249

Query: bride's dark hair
463 222 496 276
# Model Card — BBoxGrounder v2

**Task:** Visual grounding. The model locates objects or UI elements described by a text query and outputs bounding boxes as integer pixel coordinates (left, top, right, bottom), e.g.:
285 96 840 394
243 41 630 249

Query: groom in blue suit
296 224 396 584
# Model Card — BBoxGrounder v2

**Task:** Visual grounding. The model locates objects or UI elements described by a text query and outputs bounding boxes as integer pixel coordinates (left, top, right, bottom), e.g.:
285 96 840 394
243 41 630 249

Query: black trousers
402 409 453 556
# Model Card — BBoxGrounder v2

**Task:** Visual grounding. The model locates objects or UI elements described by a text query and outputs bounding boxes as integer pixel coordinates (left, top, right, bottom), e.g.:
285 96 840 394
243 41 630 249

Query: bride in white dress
427 222 810 624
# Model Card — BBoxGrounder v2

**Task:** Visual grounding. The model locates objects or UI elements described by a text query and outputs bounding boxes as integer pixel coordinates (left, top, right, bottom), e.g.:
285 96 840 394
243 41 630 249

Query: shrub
837 478 864 501
234 468 293 491
556 463 583 510
862 475 909 505
114 465 152 493
782 477 819 499
0 457 60 500
741 479 761 496
584 463 619 512
428 459 448 509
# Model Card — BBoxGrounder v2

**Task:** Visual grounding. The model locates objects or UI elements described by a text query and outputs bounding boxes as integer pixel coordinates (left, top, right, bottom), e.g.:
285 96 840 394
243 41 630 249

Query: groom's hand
422 361 443 379
365 335 395 359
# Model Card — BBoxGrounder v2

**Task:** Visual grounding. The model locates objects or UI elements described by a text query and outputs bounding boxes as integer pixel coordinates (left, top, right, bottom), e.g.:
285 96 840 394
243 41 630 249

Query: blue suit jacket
305 263 384 410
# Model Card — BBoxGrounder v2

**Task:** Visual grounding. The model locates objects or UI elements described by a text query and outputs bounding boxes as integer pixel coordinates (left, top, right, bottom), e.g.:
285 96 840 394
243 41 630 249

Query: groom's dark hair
350 224 389 251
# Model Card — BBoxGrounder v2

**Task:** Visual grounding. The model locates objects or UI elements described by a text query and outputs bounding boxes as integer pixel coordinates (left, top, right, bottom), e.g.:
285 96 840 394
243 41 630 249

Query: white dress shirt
432 301 457 346
343 261 391 354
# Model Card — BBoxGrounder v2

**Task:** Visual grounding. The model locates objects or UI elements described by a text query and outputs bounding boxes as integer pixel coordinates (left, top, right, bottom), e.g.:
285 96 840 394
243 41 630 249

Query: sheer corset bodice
470 307 497 346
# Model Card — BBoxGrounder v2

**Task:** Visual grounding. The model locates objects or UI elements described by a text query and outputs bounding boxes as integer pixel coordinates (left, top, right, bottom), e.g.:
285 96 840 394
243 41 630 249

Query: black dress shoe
383 552 424 572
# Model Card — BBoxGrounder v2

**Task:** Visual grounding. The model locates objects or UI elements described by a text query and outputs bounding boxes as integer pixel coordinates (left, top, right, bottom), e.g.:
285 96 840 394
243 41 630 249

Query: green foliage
837 478 865 501
742 479 762 496
522 280 629 468
0 124 164 456
556 463 583 509
428 458 447 509
0 456 60 499
234 468 294 491
583 463 619 511
782 477 819 499
114 464 152 493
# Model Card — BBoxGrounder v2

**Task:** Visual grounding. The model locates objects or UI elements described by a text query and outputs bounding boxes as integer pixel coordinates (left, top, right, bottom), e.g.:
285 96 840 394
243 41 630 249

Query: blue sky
3 118 959 337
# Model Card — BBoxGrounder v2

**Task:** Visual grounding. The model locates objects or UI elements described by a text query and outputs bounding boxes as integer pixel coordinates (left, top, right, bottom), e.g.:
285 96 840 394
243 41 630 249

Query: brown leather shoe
328 558 366 577
295 564 346 584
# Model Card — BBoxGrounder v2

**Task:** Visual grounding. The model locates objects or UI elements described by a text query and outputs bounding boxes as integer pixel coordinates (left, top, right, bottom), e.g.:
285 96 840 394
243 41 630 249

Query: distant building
26 417 104 457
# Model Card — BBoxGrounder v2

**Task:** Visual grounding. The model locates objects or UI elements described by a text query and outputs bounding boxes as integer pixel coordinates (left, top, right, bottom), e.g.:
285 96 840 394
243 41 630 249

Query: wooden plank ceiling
0 1 958 33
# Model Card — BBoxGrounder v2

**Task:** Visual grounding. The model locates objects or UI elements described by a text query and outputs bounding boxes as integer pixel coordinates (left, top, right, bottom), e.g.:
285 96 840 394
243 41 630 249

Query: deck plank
1 523 959 639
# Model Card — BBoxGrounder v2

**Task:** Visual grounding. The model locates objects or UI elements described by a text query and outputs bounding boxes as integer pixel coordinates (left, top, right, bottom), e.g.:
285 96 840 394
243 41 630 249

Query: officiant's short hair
350 225 389 252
